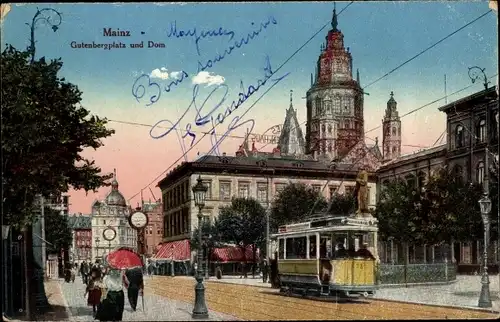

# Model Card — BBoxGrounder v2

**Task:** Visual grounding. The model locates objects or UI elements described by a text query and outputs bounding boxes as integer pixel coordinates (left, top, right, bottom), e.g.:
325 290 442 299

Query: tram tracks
146 277 498 320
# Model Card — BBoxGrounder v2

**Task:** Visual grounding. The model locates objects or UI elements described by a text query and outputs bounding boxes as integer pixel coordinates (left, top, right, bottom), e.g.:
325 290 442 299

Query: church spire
332 2 338 31
289 90 294 109
356 69 360 84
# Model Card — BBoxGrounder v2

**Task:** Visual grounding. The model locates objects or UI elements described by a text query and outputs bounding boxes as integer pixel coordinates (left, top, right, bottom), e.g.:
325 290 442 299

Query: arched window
344 121 350 129
455 125 464 148
405 174 416 188
392 127 397 136
315 98 322 116
392 146 397 154
453 165 463 180
417 172 426 189
477 161 485 184
333 95 341 114
477 119 486 143
328 124 332 134
328 143 332 152
321 124 326 134
324 99 332 113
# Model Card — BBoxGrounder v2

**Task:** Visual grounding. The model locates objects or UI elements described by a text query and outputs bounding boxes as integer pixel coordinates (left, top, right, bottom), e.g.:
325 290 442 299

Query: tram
272 215 379 298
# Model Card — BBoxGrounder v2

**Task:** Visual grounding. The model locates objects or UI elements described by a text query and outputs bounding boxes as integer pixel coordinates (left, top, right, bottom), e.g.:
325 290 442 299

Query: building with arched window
377 86 498 274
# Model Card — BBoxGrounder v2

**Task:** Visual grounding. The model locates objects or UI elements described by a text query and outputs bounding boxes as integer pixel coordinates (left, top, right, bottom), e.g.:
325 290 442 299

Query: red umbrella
106 247 143 270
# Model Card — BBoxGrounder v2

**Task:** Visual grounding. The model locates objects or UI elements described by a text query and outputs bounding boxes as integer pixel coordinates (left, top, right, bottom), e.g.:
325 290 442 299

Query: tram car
272 215 379 298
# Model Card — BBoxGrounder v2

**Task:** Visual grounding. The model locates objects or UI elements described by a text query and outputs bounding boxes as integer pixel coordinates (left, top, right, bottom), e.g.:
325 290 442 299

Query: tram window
278 239 285 259
286 237 307 259
309 235 317 258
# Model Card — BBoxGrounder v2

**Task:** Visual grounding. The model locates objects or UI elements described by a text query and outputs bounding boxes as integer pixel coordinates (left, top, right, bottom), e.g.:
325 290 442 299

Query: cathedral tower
382 91 402 161
305 5 364 160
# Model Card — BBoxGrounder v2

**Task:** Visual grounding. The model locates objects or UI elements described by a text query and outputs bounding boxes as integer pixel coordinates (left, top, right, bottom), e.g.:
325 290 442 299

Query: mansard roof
158 154 377 189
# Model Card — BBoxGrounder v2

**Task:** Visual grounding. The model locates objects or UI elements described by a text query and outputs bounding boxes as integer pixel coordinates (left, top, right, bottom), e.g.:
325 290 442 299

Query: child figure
85 268 103 318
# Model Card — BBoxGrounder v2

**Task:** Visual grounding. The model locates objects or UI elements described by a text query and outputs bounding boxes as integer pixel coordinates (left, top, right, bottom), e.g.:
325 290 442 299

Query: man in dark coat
80 261 89 284
125 267 144 311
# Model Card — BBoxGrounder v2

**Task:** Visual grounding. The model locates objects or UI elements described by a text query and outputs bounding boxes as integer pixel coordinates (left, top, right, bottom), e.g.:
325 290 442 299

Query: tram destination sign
279 222 311 233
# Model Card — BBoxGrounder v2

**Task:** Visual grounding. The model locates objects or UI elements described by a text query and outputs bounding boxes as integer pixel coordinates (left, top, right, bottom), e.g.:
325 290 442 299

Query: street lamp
27 7 62 63
478 194 492 308
95 237 100 260
191 175 209 319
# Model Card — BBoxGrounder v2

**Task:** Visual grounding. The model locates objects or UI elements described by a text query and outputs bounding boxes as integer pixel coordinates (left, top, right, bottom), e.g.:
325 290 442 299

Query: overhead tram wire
362 9 493 90
125 1 355 202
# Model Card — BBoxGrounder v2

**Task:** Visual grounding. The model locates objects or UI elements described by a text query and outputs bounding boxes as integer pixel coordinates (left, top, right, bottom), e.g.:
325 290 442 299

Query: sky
1 1 498 214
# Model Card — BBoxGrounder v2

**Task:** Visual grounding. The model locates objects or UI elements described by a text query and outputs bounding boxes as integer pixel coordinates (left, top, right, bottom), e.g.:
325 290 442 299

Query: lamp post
27 7 62 63
478 194 493 308
95 237 100 260
468 66 500 294
191 176 209 319
257 159 275 264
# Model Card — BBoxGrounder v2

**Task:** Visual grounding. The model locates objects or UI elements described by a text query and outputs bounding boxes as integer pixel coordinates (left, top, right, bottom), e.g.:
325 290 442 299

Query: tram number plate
356 263 365 269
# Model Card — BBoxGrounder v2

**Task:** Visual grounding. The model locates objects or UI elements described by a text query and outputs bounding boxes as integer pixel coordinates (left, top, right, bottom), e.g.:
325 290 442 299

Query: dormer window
477 119 486 143
455 125 464 148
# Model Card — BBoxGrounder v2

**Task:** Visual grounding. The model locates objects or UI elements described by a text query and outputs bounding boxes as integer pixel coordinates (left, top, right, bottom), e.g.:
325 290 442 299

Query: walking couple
85 267 144 321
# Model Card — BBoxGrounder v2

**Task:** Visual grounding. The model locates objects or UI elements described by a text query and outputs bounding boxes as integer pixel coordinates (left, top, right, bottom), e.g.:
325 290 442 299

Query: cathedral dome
105 169 127 207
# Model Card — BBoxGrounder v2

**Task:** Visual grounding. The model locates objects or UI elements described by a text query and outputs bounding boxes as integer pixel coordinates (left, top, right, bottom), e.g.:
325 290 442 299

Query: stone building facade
67 213 92 263
91 170 137 261
376 87 499 272
142 200 164 256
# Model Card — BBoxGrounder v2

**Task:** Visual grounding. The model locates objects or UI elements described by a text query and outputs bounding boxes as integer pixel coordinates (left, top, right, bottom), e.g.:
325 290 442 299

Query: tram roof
271 215 379 238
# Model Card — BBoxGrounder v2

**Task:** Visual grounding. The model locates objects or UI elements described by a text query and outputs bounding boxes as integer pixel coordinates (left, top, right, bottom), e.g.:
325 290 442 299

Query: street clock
129 211 149 230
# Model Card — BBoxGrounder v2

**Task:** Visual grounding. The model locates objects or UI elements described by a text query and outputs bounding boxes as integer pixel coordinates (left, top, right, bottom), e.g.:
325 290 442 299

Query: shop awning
153 239 190 261
211 245 259 263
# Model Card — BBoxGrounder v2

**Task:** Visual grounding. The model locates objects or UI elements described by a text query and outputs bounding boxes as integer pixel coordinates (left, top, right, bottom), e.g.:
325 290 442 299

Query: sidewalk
59 277 236 321
210 274 500 312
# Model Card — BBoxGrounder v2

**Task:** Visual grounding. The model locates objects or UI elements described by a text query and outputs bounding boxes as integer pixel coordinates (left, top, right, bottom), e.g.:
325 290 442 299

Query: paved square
59 278 237 321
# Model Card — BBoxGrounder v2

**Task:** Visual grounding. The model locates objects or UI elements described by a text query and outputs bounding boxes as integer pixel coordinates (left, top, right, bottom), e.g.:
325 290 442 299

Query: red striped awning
153 239 190 261
211 245 260 263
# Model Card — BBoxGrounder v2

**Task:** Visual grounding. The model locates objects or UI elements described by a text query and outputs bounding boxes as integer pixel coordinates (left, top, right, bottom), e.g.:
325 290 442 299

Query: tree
424 167 484 243
270 183 328 231
43 208 73 256
216 197 267 262
374 179 429 244
190 220 221 270
1 46 115 228
327 193 356 215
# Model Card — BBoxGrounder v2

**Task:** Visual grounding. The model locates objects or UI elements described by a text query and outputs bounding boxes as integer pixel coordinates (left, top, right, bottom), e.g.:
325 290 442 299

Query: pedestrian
84 267 103 318
262 258 269 283
80 261 89 284
124 267 144 311
239 261 247 279
70 265 77 283
95 268 126 322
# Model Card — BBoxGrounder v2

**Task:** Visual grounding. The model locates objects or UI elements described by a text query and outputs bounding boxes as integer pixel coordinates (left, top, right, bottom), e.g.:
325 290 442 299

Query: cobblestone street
59 278 237 321
146 276 499 320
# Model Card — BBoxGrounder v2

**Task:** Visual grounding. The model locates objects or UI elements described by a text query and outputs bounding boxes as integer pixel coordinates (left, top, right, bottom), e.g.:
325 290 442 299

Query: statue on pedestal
354 166 370 217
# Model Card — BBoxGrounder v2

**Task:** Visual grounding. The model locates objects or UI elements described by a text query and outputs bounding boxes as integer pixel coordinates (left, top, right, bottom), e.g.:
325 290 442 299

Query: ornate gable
340 141 382 171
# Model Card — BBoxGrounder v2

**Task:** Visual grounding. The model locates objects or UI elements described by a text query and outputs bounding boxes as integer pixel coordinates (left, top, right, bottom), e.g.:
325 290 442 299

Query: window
328 125 332 134
203 215 211 224
417 172 426 189
315 98 322 115
477 162 485 184
324 99 332 113
329 185 339 199
285 237 307 259
157 215 160 222
219 181 231 200
455 125 464 148
333 95 341 114
392 127 397 136
406 174 416 188
309 235 317 259
477 119 486 143
392 146 397 154
257 183 268 202
278 239 285 259
453 165 463 179
238 182 250 198
275 183 286 195
321 124 326 134
312 185 322 194
328 144 332 152
202 180 212 199
345 186 355 195
103 220 106 225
